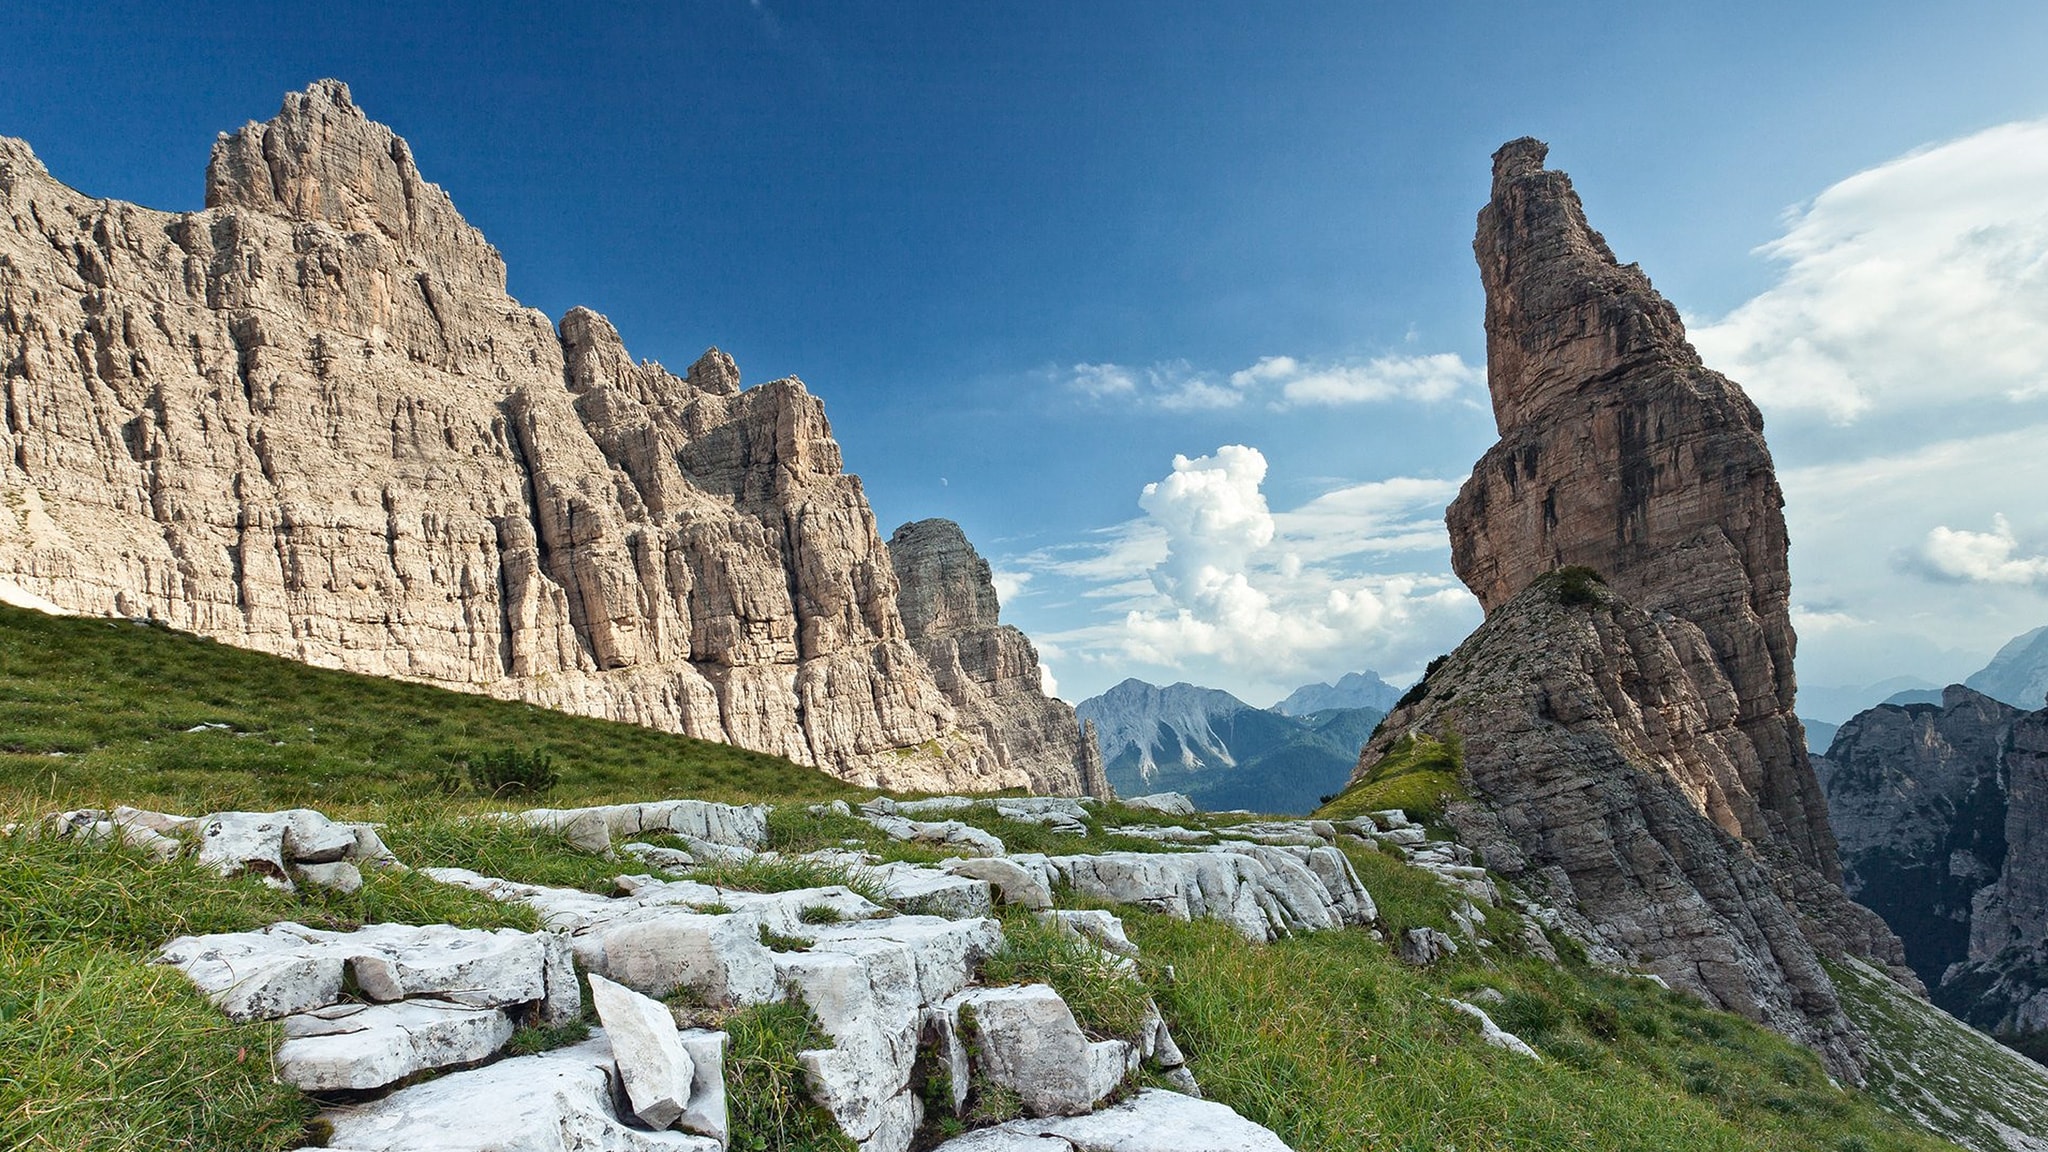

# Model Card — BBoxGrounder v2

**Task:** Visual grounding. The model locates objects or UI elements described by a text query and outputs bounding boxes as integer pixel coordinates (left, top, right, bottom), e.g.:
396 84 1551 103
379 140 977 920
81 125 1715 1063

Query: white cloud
1065 361 1244 410
1021 445 1480 697
990 569 1032 604
1921 514 2048 586
1064 351 1478 411
1790 606 1868 634
1692 118 2048 423
1037 662 1061 700
1234 353 1481 407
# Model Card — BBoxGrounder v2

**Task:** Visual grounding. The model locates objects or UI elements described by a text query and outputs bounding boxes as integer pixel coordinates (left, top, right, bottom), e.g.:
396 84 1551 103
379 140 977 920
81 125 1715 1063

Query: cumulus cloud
1037 662 1061 700
1020 445 1479 698
1921 514 2048 586
1064 352 1478 411
990 569 1032 604
1692 118 2048 423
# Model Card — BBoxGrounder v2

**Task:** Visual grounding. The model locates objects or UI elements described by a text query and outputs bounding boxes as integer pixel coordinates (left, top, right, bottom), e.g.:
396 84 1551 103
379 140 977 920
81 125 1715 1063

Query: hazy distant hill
1075 678 1383 814
1967 624 2048 711
1271 671 1405 716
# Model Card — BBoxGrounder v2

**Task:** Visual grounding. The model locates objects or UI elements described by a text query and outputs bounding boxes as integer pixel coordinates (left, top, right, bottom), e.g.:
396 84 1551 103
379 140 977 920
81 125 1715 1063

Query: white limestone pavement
157 920 578 1092
933 983 1134 1118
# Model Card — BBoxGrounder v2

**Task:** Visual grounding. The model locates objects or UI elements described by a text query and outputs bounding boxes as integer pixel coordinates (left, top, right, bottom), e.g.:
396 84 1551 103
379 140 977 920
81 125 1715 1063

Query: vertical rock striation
0 80 1064 792
1353 139 1909 1079
886 519 1103 797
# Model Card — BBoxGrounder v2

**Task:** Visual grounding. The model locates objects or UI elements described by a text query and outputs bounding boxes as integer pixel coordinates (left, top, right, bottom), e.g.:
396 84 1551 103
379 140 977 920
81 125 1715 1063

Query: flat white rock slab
933 1089 1295 1151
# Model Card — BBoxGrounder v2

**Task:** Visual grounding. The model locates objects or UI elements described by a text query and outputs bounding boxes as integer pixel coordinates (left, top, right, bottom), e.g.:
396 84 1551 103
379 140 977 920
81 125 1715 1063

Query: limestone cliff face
0 80 1051 792
885 519 1103 798
1450 138 1832 879
1815 687 2019 989
1356 139 1909 1079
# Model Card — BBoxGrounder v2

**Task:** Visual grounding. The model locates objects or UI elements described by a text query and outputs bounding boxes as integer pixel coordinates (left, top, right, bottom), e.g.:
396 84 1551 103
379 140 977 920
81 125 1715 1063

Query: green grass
0 604 857 812
724 1001 858 1152
1316 730 1467 823
977 909 1157 1044
1124 911 1956 1152
1829 957 2048 1152
0 825 537 1152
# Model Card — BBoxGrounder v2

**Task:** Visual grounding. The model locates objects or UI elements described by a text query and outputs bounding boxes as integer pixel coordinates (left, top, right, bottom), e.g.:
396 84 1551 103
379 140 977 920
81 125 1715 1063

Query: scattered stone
943 856 1053 909
276 999 515 1091
1037 909 1140 958
865 813 1007 857
1444 997 1541 1060
317 1034 720 1151
294 860 364 894
589 974 696 1130
1122 793 1197 817
1399 927 1458 966
675 1028 731 1146
870 861 994 918
931 1088 1294 1151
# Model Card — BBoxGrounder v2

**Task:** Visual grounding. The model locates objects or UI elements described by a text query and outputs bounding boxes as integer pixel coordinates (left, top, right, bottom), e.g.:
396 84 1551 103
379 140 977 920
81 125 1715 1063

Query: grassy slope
0 608 2005 1151
0 604 859 811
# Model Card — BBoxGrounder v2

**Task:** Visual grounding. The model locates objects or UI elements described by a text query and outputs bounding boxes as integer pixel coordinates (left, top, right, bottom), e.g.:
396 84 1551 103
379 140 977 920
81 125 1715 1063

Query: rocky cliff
885 518 1108 798
0 80 1074 793
1350 139 1909 1079
1818 687 2048 1060
1815 686 2020 989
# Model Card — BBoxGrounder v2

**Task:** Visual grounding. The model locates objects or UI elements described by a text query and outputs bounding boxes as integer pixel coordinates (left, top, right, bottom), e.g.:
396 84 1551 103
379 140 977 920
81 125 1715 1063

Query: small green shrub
1543 564 1607 607
758 925 811 953
460 747 561 797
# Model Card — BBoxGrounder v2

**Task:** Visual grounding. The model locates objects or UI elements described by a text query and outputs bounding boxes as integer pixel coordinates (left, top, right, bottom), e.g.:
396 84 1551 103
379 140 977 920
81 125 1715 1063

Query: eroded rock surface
0 81 1069 793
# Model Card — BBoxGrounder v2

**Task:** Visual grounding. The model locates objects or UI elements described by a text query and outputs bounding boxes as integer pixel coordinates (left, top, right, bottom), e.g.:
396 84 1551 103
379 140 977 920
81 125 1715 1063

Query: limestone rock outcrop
887 518 1103 797
1352 139 1909 1079
0 80 1064 792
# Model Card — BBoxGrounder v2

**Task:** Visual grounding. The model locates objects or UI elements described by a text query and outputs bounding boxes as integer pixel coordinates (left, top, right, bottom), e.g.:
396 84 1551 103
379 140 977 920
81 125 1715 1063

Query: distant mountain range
1075 674 1397 814
1271 671 1404 716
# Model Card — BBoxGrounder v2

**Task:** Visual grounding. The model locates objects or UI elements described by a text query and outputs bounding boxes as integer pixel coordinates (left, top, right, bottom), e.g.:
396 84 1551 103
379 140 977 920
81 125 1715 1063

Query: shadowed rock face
886 519 1105 798
1355 139 1910 1080
1452 138 1832 879
0 80 1062 793
1815 687 2020 989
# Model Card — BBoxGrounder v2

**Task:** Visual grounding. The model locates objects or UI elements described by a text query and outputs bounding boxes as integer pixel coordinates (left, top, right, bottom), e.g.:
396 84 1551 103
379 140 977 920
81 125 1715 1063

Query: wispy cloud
1062 351 1479 412
1692 118 2048 423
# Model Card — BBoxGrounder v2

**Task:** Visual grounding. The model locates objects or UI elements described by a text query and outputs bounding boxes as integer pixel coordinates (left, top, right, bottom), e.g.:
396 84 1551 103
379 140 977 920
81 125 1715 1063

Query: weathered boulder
588 974 696 1130
1017 843 1371 942
276 999 514 1091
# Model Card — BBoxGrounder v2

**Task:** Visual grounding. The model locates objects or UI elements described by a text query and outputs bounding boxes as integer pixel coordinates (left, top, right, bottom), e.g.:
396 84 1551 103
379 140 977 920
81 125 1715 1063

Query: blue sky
8 2 2048 713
